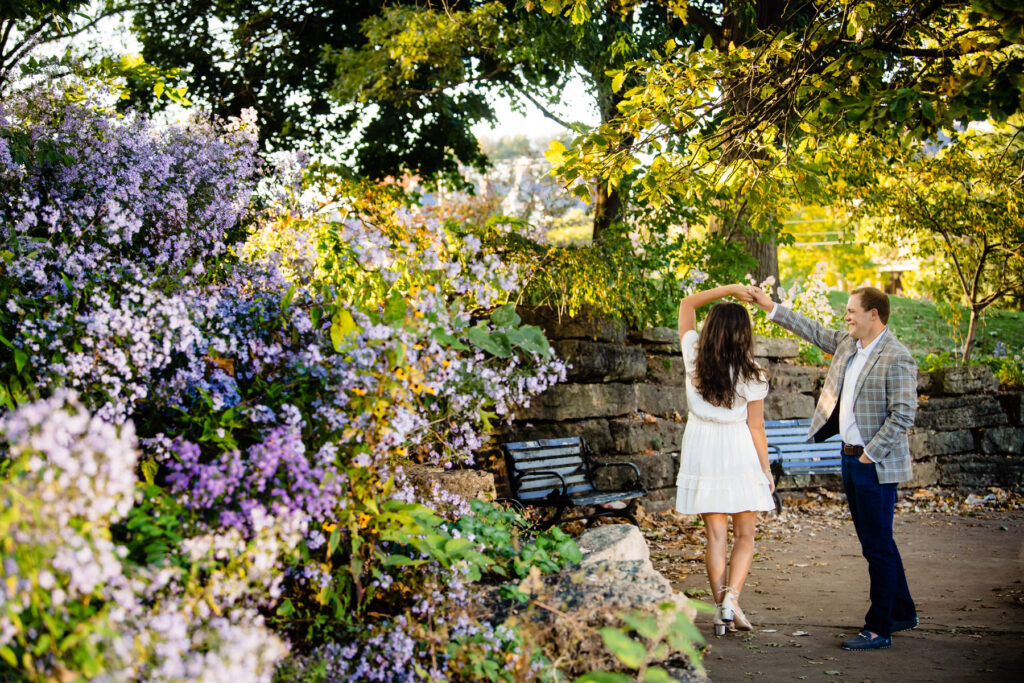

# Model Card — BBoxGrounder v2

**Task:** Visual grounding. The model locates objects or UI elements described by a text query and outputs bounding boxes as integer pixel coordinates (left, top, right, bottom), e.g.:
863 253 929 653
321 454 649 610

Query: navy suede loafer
842 631 892 651
892 615 919 632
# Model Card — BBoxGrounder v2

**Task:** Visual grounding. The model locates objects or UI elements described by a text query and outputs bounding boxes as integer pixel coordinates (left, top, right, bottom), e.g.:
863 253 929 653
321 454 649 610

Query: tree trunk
742 228 780 288
591 183 622 242
962 305 982 364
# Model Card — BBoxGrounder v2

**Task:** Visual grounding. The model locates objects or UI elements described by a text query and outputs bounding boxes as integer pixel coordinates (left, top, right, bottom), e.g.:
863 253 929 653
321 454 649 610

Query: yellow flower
323 522 337 532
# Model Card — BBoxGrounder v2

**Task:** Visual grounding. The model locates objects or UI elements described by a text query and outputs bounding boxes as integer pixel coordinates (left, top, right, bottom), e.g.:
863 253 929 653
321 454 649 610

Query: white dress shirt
767 303 886 461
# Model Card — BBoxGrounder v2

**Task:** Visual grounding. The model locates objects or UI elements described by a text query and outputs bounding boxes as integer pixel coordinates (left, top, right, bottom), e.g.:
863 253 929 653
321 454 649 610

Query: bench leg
773 491 783 514
538 503 568 531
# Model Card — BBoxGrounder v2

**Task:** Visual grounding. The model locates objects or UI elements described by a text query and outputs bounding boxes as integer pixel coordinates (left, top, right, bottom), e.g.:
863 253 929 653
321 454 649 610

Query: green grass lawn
825 291 1024 359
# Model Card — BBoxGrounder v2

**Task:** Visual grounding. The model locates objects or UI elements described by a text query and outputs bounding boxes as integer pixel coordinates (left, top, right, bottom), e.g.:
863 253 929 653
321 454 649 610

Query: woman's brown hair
694 302 766 408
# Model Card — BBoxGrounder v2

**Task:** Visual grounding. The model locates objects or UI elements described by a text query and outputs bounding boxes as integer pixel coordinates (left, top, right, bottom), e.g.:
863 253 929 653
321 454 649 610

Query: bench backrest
502 437 596 501
765 419 842 475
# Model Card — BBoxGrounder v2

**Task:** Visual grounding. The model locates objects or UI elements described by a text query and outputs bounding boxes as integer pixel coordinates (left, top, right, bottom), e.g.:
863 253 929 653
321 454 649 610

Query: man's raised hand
747 286 774 313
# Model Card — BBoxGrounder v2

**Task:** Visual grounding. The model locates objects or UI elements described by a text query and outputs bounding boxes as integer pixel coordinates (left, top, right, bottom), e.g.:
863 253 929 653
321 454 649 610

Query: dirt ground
642 489 1024 683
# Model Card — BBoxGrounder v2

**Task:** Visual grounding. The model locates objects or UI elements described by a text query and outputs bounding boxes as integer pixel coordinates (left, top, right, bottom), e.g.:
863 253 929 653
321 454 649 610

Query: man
749 285 918 651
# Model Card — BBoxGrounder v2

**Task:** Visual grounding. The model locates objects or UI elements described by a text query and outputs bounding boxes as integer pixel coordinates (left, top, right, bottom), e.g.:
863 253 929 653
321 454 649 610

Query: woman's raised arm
678 284 755 337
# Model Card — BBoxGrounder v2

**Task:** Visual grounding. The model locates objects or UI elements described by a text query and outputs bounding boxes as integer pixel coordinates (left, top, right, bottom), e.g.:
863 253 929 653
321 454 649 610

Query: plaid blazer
773 306 917 484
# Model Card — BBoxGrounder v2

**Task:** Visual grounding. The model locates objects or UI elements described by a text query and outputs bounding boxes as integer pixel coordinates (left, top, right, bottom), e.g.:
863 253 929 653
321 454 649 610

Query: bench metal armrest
591 461 644 491
514 469 568 498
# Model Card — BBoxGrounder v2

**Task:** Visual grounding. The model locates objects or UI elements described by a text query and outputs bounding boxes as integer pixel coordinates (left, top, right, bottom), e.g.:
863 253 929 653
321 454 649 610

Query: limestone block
917 370 936 395
996 391 1024 426
636 383 688 418
768 363 826 394
899 459 939 489
936 453 1024 489
753 336 800 359
608 416 684 455
646 354 688 386
553 339 647 383
501 419 614 457
915 396 1009 431
518 306 627 343
595 452 678 491
516 383 636 421
634 327 678 345
405 464 496 502
908 428 974 459
647 341 682 354
763 391 816 420
935 365 999 395
577 524 651 570
981 427 1024 455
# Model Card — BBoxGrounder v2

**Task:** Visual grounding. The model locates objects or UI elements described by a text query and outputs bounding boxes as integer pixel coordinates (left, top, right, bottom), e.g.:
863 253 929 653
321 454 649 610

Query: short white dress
674 329 775 514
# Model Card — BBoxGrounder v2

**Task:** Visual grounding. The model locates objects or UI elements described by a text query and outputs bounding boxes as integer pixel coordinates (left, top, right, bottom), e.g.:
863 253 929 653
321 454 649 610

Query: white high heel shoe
718 587 737 633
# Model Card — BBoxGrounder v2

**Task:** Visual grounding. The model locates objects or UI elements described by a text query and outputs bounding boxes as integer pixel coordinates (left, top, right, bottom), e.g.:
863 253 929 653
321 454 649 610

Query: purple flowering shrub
0 79 578 681
0 393 297 681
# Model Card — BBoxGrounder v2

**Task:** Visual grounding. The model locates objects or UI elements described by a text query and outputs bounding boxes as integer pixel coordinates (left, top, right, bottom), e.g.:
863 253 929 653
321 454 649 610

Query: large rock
763 391 816 420
981 427 1024 455
917 370 936 395
577 524 652 570
753 336 800 359
481 526 704 681
915 396 1009 431
517 383 637 421
636 384 688 418
768 363 826 394
934 365 999 395
595 452 679 491
908 428 974 459
647 354 688 386
404 464 496 502
609 416 684 455
554 339 647 383
519 306 627 344
501 419 615 457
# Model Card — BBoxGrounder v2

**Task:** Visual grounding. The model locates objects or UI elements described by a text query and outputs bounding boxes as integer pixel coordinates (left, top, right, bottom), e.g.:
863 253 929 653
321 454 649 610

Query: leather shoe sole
892 615 919 633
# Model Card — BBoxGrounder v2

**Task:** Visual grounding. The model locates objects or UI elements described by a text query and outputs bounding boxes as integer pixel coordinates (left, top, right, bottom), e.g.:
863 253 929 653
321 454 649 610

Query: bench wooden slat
512 455 586 471
505 437 581 450
510 447 585 462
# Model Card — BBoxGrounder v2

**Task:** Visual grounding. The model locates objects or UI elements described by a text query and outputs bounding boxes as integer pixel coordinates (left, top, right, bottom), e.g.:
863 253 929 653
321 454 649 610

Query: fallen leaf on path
791 630 810 636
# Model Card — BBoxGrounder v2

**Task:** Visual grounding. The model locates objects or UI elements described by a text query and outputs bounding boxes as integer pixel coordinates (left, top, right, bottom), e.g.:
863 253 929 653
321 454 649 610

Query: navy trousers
841 452 916 637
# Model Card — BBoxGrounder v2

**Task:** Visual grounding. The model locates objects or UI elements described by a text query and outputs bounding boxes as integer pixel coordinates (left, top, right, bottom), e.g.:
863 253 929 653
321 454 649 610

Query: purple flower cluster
0 86 258 297
162 425 344 534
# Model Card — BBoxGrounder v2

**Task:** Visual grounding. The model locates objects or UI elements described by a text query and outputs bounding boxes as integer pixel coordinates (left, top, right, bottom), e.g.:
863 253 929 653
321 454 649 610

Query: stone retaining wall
484 308 1024 511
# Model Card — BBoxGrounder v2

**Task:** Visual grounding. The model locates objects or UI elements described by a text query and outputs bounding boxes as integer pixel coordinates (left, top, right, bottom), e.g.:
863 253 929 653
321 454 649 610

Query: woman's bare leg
701 513 730 603
726 511 758 594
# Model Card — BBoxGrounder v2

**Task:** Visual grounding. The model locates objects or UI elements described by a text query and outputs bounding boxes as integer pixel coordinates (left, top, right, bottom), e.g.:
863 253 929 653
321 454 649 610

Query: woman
674 284 775 636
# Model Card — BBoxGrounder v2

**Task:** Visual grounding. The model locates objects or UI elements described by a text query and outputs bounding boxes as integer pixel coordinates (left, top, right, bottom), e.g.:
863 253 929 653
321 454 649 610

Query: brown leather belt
842 443 865 457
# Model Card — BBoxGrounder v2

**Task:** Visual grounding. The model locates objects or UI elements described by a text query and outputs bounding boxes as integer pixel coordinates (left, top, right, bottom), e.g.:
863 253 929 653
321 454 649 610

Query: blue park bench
500 436 647 528
765 418 842 512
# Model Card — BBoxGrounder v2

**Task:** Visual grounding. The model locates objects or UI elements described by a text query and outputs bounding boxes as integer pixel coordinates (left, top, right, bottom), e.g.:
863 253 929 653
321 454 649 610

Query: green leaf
444 537 474 556
431 327 468 350
153 80 165 98
643 669 676 683
489 302 520 327
600 627 647 669
140 459 159 486
573 672 632 683
702 33 714 51
384 290 407 324
331 308 359 351
13 348 27 374
619 611 659 640
466 326 512 357
383 553 425 567
505 325 551 356
611 71 626 94
0 645 16 667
